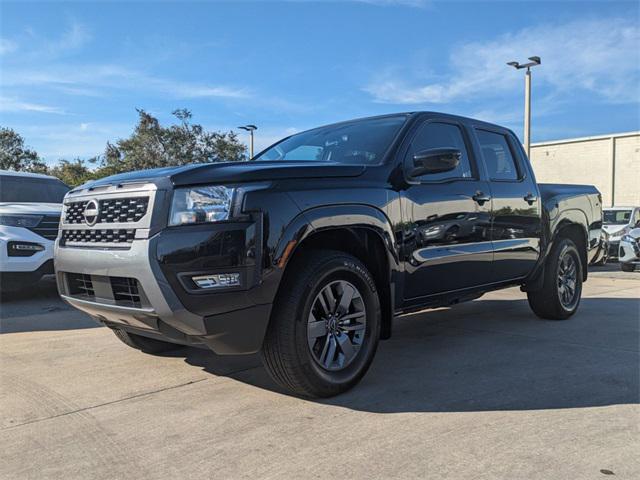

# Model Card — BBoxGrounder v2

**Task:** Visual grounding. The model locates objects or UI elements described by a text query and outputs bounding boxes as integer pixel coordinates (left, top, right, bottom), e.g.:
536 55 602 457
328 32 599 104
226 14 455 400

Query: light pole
507 56 541 158
238 124 258 159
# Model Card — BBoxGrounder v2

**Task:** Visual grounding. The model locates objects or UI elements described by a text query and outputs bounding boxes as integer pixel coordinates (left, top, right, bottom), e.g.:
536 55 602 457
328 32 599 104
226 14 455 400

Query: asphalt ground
1 264 638 479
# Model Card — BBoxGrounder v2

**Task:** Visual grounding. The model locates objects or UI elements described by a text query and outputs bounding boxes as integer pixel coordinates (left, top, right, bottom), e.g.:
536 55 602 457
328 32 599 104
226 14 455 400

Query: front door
400 120 493 301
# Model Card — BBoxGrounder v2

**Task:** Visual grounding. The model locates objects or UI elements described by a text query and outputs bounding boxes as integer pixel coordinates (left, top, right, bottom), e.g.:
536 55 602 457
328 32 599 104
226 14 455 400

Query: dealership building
530 131 639 208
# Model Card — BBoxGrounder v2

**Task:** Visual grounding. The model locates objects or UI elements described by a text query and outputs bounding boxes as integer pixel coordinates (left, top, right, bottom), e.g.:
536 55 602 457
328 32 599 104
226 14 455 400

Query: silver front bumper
55 238 206 335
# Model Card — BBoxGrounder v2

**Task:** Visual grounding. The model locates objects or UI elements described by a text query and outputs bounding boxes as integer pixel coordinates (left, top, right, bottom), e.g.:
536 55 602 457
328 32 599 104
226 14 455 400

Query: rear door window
476 130 520 181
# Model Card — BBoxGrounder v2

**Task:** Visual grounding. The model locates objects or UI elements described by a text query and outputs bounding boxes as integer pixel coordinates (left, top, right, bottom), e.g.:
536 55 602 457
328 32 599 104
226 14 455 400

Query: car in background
619 227 640 272
602 206 640 260
0 170 69 292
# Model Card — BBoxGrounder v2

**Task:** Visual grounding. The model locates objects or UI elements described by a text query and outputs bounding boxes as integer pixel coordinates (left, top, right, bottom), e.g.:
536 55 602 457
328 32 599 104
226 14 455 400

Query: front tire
527 238 583 320
261 250 381 398
111 328 180 354
621 263 635 272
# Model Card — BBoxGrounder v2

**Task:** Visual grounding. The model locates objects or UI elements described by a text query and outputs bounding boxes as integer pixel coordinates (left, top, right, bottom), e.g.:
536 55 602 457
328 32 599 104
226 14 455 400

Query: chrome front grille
64 201 88 224
64 197 149 225
59 182 156 249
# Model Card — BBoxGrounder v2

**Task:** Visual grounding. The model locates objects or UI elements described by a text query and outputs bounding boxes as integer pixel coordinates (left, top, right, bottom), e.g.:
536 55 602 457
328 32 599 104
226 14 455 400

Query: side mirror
410 147 461 177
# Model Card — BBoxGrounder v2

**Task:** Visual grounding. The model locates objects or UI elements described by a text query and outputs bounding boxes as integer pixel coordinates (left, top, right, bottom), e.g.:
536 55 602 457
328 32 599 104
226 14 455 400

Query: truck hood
0 202 62 215
603 224 628 236
83 161 367 189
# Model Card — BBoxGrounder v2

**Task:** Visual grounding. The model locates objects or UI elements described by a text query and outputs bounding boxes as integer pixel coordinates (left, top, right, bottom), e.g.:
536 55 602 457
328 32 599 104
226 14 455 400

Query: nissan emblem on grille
83 200 99 226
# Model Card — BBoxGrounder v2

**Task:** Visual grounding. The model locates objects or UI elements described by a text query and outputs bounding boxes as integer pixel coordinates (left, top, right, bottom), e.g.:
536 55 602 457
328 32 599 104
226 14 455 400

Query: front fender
273 204 399 270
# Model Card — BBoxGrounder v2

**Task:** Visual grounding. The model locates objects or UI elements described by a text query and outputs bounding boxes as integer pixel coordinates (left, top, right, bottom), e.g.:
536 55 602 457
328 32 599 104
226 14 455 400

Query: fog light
7 241 45 257
192 273 240 289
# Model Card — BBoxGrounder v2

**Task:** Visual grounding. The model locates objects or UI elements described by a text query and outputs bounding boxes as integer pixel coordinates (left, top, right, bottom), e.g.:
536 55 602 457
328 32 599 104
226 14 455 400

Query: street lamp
238 124 258 159
507 56 541 158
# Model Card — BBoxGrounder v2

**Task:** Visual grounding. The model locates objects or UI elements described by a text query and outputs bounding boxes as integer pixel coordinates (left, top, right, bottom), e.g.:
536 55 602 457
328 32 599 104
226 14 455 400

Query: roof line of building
532 130 639 147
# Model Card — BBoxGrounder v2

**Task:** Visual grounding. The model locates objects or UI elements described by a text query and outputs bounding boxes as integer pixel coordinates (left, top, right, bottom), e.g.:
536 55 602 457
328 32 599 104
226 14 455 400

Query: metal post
610 136 616 207
238 125 258 160
524 68 532 158
507 57 540 158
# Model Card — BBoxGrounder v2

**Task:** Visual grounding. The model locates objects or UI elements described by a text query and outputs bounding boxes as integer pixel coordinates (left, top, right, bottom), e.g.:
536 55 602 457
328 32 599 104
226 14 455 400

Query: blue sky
1 0 639 163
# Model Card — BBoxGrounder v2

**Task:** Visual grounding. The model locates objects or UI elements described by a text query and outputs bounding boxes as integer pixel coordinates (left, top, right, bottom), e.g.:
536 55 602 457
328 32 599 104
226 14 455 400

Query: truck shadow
183 296 639 413
0 277 101 333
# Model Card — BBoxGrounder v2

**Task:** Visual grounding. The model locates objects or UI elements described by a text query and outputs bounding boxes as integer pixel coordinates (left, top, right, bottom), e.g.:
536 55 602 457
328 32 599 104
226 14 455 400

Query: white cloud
364 17 640 105
150 79 252 99
1 64 252 101
0 96 65 114
46 22 91 55
0 38 17 55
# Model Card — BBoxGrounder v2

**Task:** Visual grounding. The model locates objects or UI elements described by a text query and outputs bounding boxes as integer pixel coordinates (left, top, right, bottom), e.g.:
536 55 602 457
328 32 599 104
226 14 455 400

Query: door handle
472 191 491 205
524 193 538 205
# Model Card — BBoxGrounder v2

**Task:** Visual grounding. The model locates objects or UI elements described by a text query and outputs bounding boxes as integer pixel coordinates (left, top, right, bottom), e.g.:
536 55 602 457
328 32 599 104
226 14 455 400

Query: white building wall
613 135 640 206
530 132 639 207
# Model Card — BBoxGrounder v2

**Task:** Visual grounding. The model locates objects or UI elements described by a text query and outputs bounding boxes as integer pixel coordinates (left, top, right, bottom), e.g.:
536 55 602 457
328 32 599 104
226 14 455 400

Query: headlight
0 214 43 228
169 186 235 226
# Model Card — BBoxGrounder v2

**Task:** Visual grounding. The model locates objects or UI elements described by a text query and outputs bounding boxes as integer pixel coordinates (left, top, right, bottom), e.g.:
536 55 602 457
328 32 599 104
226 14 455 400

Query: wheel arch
553 216 589 281
523 211 589 292
273 205 400 339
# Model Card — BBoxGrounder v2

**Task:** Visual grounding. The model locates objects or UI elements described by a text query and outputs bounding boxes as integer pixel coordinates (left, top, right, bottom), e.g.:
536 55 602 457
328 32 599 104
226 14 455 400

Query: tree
0 127 48 173
102 109 246 174
49 158 98 187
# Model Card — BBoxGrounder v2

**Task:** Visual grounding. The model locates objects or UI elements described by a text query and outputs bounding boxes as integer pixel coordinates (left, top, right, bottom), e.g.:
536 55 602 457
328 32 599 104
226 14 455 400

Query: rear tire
111 328 180 354
621 263 635 272
261 250 381 398
527 238 583 320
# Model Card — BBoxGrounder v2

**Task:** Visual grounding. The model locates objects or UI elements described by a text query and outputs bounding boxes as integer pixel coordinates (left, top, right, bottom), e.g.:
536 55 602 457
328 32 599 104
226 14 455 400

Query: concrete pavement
1 271 638 479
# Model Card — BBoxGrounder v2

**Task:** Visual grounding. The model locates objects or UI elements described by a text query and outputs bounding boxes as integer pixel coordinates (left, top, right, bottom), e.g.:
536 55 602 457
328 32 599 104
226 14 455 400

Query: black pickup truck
55 112 602 397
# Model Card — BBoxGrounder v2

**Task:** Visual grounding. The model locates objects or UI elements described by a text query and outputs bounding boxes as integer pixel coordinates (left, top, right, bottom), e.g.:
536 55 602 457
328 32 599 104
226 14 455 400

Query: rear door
473 127 542 282
400 118 494 301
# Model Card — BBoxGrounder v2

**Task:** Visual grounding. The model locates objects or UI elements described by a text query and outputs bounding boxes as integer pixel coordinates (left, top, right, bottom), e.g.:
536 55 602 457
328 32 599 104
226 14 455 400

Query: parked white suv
602 206 640 259
619 227 640 272
0 170 69 291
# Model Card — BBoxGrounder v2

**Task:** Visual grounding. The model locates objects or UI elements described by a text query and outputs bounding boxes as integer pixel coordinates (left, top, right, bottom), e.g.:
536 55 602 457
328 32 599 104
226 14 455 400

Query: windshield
0 175 69 203
254 116 408 165
603 209 632 225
